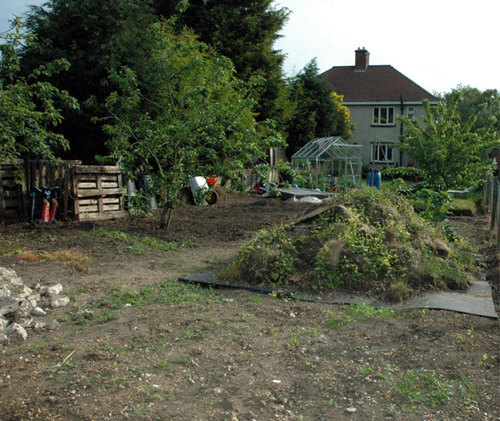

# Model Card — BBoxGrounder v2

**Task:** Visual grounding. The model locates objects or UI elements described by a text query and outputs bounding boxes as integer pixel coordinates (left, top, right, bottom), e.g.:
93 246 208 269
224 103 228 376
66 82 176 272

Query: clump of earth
219 189 477 301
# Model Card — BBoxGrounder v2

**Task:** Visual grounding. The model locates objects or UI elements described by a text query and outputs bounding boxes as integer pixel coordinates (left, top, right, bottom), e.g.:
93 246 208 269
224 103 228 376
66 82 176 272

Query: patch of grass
325 303 394 329
91 228 186 253
155 360 172 372
394 369 454 408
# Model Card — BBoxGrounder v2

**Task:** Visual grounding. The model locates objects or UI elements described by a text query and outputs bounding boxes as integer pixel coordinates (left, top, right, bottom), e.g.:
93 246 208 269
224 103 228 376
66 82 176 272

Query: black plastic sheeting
178 272 498 319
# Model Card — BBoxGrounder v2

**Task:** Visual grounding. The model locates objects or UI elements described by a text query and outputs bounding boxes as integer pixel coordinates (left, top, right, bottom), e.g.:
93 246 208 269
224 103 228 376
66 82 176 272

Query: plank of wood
72 165 122 174
78 210 127 221
77 188 126 198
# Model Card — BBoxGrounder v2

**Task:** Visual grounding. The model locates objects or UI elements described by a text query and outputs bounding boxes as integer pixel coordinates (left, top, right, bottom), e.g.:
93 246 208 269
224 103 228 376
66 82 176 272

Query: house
322 48 440 169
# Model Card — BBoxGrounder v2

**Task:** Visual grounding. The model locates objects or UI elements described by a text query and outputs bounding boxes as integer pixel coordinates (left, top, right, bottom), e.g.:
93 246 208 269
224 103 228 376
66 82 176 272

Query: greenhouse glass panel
291 137 362 190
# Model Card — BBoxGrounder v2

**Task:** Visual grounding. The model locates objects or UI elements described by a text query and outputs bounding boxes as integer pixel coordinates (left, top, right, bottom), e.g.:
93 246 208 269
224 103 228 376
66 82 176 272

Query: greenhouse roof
291 136 362 162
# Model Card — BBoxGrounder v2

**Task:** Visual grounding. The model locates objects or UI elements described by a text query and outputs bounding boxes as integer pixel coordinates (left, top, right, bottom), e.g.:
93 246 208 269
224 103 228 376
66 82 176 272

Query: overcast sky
1 0 498 94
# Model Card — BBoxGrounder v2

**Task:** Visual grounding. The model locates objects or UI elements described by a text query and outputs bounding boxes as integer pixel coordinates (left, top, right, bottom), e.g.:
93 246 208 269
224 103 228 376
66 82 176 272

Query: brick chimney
355 47 370 72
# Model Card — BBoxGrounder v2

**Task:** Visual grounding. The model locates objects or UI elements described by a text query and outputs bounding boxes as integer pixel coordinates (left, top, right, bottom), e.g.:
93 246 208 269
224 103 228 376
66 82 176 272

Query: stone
0 283 11 298
43 283 64 297
0 297 21 317
318 334 327 344
0 317 8 332
31 307 48 317
51 295 70 308
5 322 28 342
0 267 23 286
50 320 60 330
0 334 8 344
33 322 47 331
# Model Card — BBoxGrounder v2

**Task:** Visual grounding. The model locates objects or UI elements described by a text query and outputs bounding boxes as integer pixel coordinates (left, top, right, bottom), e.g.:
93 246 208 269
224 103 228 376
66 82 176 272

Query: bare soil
0 193 498 421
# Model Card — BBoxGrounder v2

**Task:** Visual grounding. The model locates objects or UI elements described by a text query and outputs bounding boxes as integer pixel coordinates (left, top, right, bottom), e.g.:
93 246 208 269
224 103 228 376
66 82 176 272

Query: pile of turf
219 189 476 301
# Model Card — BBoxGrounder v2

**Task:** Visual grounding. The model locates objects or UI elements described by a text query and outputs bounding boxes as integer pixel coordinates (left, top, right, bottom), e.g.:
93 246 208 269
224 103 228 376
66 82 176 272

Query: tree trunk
159 201 174 229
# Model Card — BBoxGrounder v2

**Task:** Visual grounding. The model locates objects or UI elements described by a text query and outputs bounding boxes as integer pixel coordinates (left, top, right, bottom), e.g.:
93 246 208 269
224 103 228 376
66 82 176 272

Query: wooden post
491 177 499 231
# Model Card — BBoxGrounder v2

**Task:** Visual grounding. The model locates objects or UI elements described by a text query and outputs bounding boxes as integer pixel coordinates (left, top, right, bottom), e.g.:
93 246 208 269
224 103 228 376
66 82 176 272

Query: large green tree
21 0 157 162
443 85 499 133
104 22 284 228
285 59 354 155
398 99 498 190
0 18 78 165
152 0 289 124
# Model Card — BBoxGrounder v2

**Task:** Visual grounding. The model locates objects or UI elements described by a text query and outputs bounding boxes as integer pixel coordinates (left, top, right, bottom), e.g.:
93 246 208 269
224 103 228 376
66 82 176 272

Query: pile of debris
0 267 70 343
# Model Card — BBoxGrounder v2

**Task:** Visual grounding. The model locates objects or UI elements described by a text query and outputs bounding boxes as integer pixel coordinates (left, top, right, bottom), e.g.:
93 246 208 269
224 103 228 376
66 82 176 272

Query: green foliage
103 22 284 216
443 85 499 132
398 99 498 190
285 60 354 155
154 0 290 125
91 228 185 252
22 0 157 161
0 18 78 164
324 303 394 329
219 225 297 286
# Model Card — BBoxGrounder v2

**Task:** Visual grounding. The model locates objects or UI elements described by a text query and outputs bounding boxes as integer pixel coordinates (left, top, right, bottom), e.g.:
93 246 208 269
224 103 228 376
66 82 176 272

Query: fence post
491 177 499 237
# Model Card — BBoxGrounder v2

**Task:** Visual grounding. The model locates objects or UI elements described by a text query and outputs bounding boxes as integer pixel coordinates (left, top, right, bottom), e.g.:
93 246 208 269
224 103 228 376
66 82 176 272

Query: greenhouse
291 136 362 190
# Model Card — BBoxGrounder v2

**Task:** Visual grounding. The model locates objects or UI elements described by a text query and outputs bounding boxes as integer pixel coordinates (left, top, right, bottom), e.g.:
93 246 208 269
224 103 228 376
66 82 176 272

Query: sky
1 0 498 95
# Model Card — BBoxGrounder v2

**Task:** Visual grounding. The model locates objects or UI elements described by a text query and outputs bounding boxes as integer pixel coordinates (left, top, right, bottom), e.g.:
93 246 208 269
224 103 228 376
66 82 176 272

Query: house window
373 107 395 125
371 143 394 163
406 106 416 119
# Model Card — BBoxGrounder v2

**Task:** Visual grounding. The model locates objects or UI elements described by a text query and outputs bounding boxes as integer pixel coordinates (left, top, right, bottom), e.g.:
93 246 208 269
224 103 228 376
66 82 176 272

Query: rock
5 323 28 342
42 283 64 297
0 283 11 298
0 317 8 332
0 334 8 344
318 334 327 344
31 307 48 317
51 295 70 308
33 322 47 331
73 309 93 321
0 267 23 286
0 297 21 317
345 407 357 413
50 320 60 330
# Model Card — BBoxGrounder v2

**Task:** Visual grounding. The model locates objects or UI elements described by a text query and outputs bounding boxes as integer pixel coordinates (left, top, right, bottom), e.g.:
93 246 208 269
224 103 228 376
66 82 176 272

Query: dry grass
17 249 91 271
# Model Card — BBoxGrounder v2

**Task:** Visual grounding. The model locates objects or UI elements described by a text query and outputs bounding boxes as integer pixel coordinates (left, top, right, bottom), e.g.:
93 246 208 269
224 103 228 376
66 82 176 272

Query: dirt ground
0 193 498 421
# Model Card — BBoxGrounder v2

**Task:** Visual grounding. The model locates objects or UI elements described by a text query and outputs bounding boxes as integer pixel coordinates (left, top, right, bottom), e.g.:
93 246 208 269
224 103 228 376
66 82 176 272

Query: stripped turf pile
219 189 476 301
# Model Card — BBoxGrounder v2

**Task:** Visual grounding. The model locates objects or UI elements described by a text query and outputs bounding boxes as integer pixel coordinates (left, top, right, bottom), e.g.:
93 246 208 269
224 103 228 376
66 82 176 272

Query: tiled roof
321 65 440 103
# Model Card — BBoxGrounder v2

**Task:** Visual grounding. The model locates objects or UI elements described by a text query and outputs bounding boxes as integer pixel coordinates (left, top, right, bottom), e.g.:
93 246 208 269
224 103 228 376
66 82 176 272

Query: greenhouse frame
291 136 363 190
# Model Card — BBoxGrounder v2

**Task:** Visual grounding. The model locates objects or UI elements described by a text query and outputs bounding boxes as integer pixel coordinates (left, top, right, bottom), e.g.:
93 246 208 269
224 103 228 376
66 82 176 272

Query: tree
398 99 498 190
443 85 499 133
21 0 157 162
152 0 289 124
285 60 354 155
0 18 78 165
104 22 284 228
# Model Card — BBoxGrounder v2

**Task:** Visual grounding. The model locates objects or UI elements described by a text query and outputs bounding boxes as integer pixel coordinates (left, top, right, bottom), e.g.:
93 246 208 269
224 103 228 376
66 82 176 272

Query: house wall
345 102 427 170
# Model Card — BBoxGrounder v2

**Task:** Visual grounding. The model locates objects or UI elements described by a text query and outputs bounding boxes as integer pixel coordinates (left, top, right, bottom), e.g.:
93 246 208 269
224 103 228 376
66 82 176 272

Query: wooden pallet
72 165 127 221
0 164 25 221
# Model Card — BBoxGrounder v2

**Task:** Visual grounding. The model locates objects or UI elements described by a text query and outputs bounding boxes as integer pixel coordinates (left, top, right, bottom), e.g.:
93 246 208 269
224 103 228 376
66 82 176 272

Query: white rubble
0 267 71 344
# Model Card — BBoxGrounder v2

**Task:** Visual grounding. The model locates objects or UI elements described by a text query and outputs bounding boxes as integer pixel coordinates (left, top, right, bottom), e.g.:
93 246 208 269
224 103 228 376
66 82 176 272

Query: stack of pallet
72 165 127 221
0 164 25 221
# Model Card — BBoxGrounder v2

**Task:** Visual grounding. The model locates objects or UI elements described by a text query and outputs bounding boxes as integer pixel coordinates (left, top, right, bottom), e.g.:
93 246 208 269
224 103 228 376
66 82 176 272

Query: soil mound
219 189 476 301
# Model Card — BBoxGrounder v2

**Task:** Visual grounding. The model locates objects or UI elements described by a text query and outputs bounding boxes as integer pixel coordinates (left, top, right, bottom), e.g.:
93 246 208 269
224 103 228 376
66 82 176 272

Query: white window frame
406 106 416 119
372 106 395 126
371 143 394 164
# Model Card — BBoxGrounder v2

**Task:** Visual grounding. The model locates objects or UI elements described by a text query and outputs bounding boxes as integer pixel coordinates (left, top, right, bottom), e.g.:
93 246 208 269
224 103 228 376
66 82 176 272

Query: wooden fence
0 160 127 222
484 174 500 249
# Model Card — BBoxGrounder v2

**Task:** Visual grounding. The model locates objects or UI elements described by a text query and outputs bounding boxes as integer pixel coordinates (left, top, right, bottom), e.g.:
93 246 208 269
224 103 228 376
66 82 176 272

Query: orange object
206 177 218 188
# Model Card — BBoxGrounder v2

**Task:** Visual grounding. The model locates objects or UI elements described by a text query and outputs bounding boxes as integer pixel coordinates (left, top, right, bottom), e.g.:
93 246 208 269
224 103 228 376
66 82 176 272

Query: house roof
321 65 440 103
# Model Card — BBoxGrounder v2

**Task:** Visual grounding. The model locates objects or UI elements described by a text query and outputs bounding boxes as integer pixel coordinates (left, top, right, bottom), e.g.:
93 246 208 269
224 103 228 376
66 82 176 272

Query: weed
325 303 394 329
155 360 171 372
91 228 181 253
